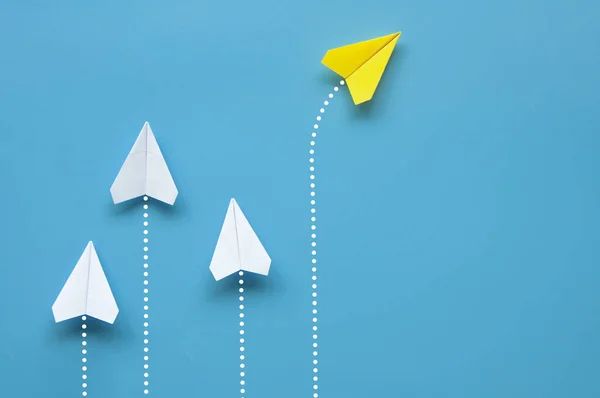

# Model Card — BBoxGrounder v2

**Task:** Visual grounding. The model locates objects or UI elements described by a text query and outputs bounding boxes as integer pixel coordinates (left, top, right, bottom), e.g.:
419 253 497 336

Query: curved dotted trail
81 316 88 397
142 196 150 395
239 271 246 398
308 80 344 398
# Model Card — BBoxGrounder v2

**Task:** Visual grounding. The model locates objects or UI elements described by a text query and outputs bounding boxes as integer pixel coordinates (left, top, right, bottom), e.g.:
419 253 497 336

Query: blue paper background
2 0 600 397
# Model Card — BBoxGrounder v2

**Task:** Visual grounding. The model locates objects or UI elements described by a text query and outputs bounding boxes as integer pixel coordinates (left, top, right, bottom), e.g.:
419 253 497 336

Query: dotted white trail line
81 316 88 397
239 271 246 398
309 80 344 398
143 196 150 395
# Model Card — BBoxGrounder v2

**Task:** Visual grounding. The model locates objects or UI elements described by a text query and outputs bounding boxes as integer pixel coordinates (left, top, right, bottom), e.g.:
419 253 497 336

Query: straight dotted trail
142 196 150 395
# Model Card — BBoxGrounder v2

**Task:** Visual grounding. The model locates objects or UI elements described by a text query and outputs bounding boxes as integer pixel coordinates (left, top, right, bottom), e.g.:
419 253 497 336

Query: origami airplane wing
209 198 271 281
322 32 401 105
51 241 119 324
110 122 178 205
209 200 241 281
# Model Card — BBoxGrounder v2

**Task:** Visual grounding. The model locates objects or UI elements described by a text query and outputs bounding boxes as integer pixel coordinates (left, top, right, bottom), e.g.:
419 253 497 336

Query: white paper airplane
110 121 178 205
209 198 271 281
52 241 119 324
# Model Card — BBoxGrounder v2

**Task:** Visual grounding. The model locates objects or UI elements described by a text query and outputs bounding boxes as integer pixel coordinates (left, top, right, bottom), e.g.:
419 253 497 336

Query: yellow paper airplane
322 32 401 105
